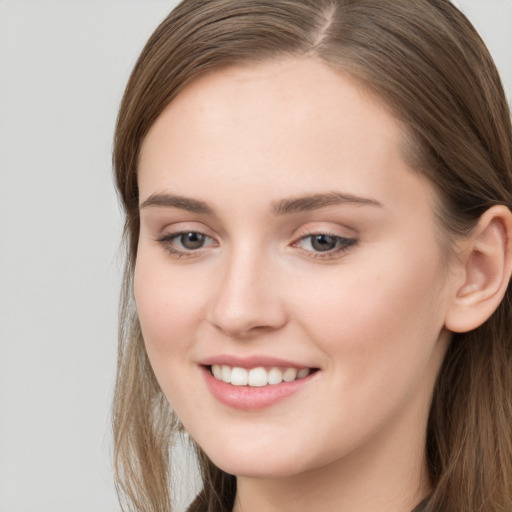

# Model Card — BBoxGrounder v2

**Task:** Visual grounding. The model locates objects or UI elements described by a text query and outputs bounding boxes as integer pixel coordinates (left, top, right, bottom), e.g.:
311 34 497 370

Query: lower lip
201 366 317 410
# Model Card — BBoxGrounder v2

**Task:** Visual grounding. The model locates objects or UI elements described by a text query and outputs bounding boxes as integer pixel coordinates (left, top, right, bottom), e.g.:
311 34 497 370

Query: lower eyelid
155 231 216 253
293 234 357 257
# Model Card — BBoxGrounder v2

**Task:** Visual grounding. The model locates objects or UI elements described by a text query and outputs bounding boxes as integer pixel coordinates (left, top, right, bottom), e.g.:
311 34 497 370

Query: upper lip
198 355 316 369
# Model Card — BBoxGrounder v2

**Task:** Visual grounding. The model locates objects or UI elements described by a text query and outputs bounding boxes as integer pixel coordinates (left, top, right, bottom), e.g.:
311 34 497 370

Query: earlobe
445 205 512 333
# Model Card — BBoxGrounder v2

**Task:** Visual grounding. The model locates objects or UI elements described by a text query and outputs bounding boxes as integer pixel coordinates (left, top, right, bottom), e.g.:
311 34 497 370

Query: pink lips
199 356 318 410
199 355 311 369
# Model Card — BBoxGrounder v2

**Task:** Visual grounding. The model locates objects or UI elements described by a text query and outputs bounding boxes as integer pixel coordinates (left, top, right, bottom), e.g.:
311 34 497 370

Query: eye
308 234 339 252
156 231 217 257
294 233 356 258
177 232 207 250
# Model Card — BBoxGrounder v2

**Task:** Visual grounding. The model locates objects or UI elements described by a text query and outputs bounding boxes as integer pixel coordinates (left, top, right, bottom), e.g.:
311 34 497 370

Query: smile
202 361 319 410
210 365 312 387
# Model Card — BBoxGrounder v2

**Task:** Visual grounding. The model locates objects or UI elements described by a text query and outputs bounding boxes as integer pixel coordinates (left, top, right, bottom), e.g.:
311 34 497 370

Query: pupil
311 234 336 252
181 232 205 250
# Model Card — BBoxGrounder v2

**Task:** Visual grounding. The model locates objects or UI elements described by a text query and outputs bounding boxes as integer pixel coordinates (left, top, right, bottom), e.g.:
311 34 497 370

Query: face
135 58 456 480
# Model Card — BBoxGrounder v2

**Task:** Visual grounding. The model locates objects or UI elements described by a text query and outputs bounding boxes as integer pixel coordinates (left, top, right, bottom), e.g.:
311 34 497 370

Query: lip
198 355 312 369
200 364 319 410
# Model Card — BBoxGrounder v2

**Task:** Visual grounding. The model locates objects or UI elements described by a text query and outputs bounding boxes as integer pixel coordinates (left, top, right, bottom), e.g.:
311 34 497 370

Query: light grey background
0 1 510 511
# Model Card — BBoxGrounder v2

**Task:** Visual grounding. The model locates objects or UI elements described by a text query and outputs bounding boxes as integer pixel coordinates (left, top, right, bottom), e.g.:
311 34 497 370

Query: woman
112 1 512 511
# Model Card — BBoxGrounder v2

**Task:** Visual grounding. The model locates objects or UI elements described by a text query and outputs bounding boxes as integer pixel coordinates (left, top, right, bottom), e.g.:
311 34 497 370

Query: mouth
208 364 317 387
198 355 320 409
201 361 320 410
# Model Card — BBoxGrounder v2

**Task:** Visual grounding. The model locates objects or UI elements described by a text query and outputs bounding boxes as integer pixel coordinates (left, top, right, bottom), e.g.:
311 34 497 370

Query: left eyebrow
272 192 382 215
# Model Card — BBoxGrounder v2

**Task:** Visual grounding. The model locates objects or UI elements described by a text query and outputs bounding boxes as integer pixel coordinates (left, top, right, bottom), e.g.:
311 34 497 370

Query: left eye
156 231 216 255
296 234 356 253
176 232 208 250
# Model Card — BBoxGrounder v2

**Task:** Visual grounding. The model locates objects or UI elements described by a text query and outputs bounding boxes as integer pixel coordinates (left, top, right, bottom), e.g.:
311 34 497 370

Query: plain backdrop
0 1 511 511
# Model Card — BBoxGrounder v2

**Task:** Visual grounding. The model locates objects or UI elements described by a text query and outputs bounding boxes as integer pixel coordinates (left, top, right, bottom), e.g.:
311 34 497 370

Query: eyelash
292 233 357 259
155 231 357 260
156 232 217 258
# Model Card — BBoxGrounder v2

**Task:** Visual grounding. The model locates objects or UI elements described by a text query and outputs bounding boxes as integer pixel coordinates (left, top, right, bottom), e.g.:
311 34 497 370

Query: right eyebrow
139 193 213 215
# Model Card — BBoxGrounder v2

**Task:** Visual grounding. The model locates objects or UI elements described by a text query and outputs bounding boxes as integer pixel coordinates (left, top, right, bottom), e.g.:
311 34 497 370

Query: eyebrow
271 192 382 215
140 193 213 214
139 191 382 215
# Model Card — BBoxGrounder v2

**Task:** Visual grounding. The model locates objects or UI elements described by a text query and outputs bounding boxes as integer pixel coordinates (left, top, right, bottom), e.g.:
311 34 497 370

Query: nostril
207 271 288 337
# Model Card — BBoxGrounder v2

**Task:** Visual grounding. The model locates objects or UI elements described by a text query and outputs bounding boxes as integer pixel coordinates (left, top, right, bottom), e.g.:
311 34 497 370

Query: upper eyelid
291 228 357 246
156 222 217 238
292 233 357 248
157 231 216 244
157 229 355 242
291 219 358 237
296 231 355 240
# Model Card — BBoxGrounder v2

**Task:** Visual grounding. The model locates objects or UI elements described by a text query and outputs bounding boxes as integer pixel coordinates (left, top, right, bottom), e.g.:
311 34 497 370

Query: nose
207 246 288 338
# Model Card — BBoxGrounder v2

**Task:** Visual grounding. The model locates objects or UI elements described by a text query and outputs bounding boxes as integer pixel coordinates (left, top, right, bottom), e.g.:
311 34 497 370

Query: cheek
133 254 213 416
134 252 206 362
290 243 448 386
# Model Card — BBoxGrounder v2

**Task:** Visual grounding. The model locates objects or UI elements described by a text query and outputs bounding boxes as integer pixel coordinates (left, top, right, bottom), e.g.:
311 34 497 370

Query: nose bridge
208 241 286 337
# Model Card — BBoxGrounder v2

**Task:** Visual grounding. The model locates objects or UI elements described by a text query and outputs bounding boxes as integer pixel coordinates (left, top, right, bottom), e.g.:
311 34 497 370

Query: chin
213 456 305 479
200 438 329 480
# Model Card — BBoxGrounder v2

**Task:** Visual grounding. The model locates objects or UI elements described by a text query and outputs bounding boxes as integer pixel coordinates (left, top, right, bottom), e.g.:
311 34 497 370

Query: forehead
138 57 435 216
140 58 403 161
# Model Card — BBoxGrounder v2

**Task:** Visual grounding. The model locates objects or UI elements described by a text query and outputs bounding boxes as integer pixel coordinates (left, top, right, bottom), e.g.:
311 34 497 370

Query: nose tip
207 260 287 338
210 298 285 338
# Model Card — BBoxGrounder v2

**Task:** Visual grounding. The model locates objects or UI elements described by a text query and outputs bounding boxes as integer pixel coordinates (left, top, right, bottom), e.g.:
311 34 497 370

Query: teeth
267 367 283 385
212 364 223 380
221 365 231 383
297 368 310 379
282 368 297 382
248 367 267 387
230 367 248 386
210 365 311 387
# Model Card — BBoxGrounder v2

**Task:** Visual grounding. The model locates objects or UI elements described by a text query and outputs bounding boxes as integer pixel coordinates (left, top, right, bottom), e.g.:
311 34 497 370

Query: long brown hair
112 1 512 511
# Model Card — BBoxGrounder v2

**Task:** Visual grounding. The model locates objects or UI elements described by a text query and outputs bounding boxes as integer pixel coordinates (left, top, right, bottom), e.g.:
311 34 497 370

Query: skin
135 58 463 512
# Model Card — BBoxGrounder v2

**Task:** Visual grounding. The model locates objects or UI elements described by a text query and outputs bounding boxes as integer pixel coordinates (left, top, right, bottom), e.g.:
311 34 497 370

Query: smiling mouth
209 364 318 387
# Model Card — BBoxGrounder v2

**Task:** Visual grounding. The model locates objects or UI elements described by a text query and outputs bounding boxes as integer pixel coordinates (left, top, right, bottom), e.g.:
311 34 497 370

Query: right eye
156 231 217 257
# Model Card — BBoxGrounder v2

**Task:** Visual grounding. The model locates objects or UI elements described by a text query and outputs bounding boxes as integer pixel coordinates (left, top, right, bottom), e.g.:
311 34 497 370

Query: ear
445 205 512 333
